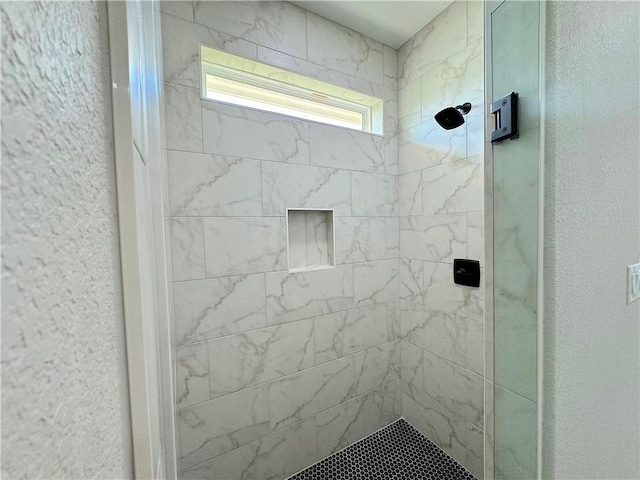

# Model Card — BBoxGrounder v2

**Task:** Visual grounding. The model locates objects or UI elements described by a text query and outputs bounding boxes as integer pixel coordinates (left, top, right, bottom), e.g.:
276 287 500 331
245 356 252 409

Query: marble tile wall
397 1 484 478
160 2 400 478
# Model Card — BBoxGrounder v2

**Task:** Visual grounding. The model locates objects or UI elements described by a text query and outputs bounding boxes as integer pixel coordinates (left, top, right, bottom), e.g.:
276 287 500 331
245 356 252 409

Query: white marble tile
397 0 468 87
257 46 350 89
383 300 401 341
261 162 350 217
400 340 424 391
334 217 386 264
161 13 256 89
422 261 484 321
161 1 193 22
402 381 467 465
209 417 317 480
176 343 210 409
316 381 400 459
180 461 211 480
467 0 484 45
383 44 398 89
352 341 400 396
385 217 399 258
268 356 355 430
193 1 306 59
353 259 400 307
466 97 485 158
203 217 286 277
266 265 354 325
400 214 466 263
309 124 384 173
383 87 399 134
494 386 537 480
398 170 422 216
171 218 205 281
174 274 267 345
306 12 384 84
304 210 333 268
400 258 423 303
287 210 307 269
422 155 483 214
202 101 309 165
420 39 483 120
168 151 262 216
400 300 483 375
383 131 399 175
165 82 203 153
207 319 314 398
351 172 398 217
314 303 390 364
399 117 467 174
177 384 270 469
398 79 422 131
421 349 483 427
466 420 484 479
467 211 484 263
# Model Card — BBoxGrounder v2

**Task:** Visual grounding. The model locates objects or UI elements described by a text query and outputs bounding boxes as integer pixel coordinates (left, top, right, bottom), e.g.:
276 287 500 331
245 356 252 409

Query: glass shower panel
488 1 541 478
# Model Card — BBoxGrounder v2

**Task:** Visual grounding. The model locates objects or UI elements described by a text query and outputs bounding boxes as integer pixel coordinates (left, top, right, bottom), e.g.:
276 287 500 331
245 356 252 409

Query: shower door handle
490 92 519 143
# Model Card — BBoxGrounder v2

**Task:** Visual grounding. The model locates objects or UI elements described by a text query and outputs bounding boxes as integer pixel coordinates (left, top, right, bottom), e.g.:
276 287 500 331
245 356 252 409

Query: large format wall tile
165 82 203 153
334 217 387 264
176 342 210 409
352 172 398 216
401 300 483 375
352 341 401 396
257 46 350 90
399 117 467 174
203 217 286 277
168 151 262 216
174 274 267 345
397 0 468 88
194 1 307 59
402 381 467 465
202 101 309 164
422 261 484 321
306 12 384 84
383 45 398 89
400 214 466 263
401 340 424 392
354 259 400 306
261 162 351 216
162 13 257 89
266 265 354 325
177 384 270 469
421 155 483 215
421 349 484 427
269 356 355 430
207 319 314 398
309 124 384 173
399 170 422 216
316 381 400 459
314 304 393 364
161 0 193 22
170 217 205 281
209 417 318 480
420 39 483 119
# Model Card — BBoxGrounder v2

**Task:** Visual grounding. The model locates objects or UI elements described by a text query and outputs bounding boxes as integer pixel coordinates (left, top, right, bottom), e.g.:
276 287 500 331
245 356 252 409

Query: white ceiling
291 1 454 49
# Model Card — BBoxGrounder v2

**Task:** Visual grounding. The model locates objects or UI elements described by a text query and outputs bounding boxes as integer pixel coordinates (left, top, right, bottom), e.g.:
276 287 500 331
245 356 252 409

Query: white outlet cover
627 263 640 304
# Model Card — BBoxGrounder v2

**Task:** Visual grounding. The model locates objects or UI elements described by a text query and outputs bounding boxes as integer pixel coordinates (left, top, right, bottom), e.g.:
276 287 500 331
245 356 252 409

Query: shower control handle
490 92 519 143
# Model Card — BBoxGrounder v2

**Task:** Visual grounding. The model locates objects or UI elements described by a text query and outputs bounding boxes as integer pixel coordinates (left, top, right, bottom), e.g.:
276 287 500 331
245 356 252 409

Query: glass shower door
486 1 542 478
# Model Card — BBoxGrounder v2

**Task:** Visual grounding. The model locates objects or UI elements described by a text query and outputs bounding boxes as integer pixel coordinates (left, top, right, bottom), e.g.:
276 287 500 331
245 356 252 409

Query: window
200 45 383 134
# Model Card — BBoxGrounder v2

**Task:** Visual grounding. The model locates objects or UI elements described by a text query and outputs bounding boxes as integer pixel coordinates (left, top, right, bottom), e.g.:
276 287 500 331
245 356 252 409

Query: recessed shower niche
286 208 335 272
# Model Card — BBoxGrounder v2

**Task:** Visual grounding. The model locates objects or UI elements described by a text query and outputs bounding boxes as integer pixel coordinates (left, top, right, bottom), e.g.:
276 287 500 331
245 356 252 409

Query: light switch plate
627 263 640 304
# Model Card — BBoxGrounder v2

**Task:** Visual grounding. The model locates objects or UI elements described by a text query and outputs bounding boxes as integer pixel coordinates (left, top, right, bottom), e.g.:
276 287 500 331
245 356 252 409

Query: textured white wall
1 2 133 478
543 2 640 478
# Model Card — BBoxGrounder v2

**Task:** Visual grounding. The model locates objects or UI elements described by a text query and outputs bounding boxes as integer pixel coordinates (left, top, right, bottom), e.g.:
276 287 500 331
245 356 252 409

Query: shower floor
288 418 476 480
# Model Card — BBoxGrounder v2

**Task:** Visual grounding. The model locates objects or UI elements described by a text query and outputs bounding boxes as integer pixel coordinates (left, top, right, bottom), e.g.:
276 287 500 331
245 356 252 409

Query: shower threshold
288 418 476 480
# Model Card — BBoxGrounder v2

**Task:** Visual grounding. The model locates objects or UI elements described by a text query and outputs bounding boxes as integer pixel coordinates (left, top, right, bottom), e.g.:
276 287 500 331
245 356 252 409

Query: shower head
434 102 472 130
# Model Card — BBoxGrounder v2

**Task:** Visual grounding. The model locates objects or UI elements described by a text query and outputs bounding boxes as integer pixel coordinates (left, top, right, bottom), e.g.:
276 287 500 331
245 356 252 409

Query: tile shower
161 1 484 478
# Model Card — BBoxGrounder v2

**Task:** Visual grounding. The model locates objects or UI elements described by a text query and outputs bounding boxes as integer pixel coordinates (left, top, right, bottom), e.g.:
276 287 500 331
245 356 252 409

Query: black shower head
434 102 472 130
